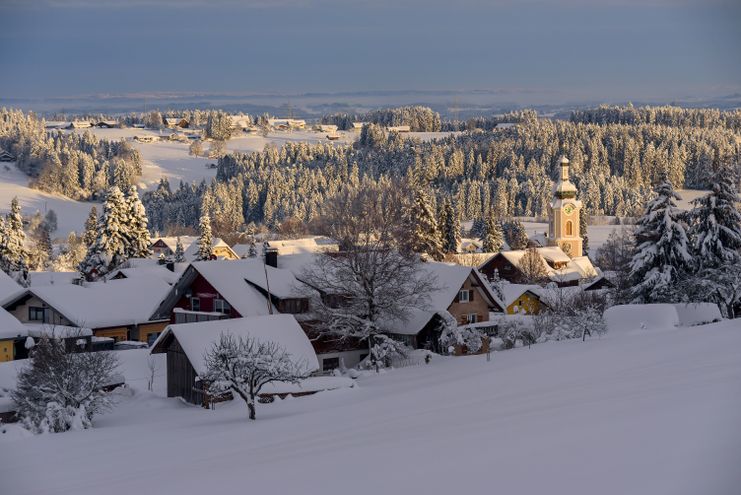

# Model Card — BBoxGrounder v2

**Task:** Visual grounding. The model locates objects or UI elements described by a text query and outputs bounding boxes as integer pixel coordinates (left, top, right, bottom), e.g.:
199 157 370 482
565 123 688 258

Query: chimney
265 248 278 268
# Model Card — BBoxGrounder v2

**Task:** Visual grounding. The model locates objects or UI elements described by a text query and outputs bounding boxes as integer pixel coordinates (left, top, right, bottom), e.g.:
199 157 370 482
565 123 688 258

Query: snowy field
0 163 98 239
1 318 739 495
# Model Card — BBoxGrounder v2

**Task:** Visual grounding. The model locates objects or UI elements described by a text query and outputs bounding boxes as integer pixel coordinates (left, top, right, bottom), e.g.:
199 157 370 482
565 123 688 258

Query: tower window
566 220 573 236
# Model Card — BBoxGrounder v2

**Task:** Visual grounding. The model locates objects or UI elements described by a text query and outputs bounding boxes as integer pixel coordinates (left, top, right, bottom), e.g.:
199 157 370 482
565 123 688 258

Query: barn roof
150 314 319 376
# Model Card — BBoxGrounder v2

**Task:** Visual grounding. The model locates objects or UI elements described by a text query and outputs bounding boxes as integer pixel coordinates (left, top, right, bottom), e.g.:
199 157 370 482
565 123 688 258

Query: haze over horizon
1 0 740 108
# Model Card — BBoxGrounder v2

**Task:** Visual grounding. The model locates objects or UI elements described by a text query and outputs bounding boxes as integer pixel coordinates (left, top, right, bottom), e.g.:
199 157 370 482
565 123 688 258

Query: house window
566 220 573 236
466 313 478 324
190 297 200 312
29 307 46 322
147 332 161 346
458 290 470 303
214 298 230 314
322 357 340 372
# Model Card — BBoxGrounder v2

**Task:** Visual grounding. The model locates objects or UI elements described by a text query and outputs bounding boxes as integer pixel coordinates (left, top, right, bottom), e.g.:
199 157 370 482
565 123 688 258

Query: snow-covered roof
500 283 543 307
266 237 338 255
385 262 502 335
24 323 92 338
0 271 23 306
151 315 319 376
231 244 253 258
536 246 572 264
152 236 197 253
106 259 187 285
182 238 236 261
28 271 79 287
0 307 25 340
23 276 171 329
496 247 598 285
189 261 274 317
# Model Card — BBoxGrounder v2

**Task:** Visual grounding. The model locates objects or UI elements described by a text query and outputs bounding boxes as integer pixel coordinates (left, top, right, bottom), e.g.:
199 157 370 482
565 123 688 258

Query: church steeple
548 155 583 257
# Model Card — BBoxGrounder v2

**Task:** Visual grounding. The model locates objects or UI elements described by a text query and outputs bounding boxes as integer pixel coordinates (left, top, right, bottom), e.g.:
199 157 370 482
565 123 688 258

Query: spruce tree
630 179 692 303
440 198 460 254
125 186 152 259
174 237 185 263
83 206 98 248
197 214 213 261
482 214 504 252
505 219 529 250
406 186 443 259
690 165 741 268
0 197 27 273
579 210 589 254
79 187 129 280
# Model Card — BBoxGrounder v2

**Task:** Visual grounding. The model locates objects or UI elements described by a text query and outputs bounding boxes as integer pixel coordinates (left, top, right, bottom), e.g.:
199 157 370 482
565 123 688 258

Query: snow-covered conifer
690 165 741 268
440 198 460 254
174 237 185 263
630 179 692 303
79 186 129 280
406 185 443 259
197 214 213 261
83 206 98 248
124 186 152 259
482 214 504 252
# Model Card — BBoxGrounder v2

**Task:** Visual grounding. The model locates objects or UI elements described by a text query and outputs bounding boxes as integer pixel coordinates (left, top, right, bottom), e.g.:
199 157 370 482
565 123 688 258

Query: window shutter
456 291 461 302
469 289 474 301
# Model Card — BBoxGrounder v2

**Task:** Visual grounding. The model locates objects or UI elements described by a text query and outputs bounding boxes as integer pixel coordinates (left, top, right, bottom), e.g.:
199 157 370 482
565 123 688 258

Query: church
479 156 600 287
548 156 584 257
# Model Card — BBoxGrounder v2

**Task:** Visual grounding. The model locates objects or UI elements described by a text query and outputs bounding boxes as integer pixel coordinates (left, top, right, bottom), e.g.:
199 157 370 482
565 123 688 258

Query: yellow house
0 307 26 362
501 284 546 315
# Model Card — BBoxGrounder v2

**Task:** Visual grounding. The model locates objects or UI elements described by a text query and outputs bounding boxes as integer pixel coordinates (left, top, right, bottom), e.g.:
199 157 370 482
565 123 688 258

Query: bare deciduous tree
301 183 437 371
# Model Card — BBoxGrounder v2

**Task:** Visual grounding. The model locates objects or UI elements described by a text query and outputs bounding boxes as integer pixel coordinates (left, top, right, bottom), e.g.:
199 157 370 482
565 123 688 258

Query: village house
150 236 239 261
0 307 25 362
0 148 16 162
3 276 171 344
499 284 547 315
163 117 189 129
150 314 320 406
67 121 92 129
351 122 366 131
380 262 504 352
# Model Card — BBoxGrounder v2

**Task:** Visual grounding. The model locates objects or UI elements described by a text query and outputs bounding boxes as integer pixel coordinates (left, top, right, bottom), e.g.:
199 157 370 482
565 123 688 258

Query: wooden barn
150 315 319 406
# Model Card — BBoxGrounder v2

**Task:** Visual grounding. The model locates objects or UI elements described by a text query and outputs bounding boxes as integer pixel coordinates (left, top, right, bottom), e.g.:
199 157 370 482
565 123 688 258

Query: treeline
144 109 740 234
0 108 142 200
570 104 741 132
321 106 442 131
441 109 538 131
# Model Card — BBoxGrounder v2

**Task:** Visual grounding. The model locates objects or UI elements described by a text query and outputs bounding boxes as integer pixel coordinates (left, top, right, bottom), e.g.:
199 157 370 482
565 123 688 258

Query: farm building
150 314 319 406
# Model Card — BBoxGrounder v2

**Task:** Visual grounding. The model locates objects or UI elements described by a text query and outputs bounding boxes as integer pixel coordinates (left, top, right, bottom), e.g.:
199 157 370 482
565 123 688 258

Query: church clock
564 204 575 215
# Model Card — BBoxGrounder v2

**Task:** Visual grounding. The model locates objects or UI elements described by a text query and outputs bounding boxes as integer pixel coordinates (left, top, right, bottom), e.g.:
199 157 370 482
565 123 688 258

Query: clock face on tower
564 204 575 215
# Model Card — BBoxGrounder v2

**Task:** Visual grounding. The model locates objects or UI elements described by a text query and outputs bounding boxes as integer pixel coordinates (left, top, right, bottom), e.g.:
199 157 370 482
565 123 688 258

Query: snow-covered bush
11 337 119 433
496 318 539 348
370 334 410 368
439 312 485 354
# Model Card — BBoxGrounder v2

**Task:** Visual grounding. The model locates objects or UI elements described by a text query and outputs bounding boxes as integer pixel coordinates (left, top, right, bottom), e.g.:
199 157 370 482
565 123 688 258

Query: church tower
548 156 583 257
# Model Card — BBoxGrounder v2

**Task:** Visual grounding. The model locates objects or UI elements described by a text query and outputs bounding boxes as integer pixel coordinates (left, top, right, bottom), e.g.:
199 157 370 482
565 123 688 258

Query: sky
0 0 740 105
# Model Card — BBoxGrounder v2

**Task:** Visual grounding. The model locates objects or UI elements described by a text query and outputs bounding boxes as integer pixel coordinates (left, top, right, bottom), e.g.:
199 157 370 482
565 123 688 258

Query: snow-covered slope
0 163 97 238
1 319 739 495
